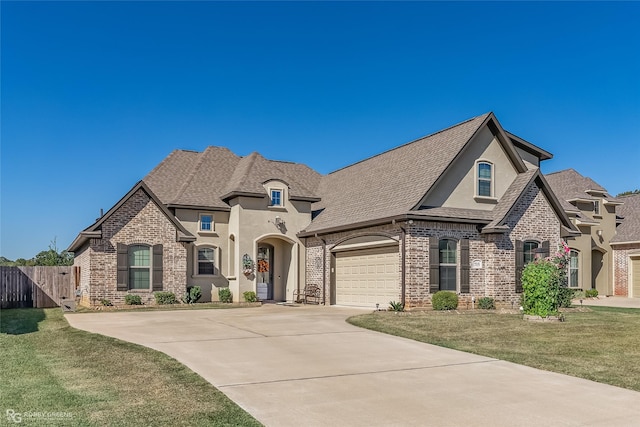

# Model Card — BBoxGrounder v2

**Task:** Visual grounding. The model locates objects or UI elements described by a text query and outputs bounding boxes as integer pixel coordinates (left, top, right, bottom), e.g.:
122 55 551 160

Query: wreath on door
257 259 270 273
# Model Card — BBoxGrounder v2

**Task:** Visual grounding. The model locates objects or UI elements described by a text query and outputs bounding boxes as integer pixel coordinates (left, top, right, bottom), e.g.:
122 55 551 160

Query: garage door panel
335 246 400 308
632 258 640 298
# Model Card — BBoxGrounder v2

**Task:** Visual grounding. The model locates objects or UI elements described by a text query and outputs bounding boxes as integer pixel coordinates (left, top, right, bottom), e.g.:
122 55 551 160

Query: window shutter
117 243 129 291
152 244 163 291
541 241 550 258
429 236 440 293
460 239 470 294
515 240 524 293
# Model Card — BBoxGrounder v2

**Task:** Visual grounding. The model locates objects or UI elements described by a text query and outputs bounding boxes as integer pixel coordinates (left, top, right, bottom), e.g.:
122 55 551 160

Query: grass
348 306 640 392
0 308 261 426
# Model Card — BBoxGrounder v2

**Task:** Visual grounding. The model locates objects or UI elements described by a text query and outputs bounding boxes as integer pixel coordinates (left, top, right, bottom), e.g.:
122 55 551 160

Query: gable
419 126 519 211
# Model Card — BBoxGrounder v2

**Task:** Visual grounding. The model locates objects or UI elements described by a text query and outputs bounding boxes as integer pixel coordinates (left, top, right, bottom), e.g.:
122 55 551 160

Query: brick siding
613 244 640 296
80 188 187 306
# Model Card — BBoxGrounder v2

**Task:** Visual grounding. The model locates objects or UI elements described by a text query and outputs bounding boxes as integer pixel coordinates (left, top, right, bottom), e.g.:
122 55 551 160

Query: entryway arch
254 234 298 302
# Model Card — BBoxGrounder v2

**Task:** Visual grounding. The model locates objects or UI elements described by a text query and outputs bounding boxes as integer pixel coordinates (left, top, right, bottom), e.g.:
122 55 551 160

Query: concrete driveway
66 305 640 427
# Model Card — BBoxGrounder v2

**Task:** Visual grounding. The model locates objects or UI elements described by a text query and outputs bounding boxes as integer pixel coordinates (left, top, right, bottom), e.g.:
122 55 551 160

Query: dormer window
593 200 600 215
476 161 493 198
270 189 283 207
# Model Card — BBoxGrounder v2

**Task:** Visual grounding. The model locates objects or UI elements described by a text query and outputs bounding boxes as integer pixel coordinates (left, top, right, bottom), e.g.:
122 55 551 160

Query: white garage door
335 246 400 308
632 258 640 298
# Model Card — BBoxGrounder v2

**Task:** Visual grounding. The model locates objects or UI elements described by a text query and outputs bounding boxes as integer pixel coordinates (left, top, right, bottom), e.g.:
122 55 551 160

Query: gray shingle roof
304 113 491 233
144 147 321 210
545 169 612 202
612 194 640 243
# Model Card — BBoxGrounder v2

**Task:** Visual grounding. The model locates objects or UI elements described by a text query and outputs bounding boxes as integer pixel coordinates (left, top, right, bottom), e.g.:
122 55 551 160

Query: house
611 194 640 297
68 112 578 308
545 169 623 296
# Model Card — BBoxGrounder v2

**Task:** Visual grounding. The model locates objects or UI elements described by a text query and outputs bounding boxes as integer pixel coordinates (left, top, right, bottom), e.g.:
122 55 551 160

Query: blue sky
1 1 639 260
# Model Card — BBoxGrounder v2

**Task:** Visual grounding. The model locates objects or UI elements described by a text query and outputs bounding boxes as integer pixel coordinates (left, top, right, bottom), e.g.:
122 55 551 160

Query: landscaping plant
585 289 599 298
183 286 202 304
388 301 405 312
522 240 571 317
243 291 258 303
477 297 495 310
431 291 458 310
218 287 233 303
154 292 177 305
125 294 142 305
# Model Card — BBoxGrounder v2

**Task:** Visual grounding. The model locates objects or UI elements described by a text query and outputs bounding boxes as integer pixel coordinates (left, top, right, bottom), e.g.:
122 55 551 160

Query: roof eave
290 195 322 203
167 203 231 212
220 191 267 202
610 240 640 246
506 131 553 161
67 231 102 252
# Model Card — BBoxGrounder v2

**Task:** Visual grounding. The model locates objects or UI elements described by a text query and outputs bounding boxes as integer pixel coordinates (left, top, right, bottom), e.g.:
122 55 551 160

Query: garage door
335 246 400 308
632 258 640 298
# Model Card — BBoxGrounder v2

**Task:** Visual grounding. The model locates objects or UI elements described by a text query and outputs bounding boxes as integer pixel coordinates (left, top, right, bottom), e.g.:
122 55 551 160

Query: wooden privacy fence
0 266 75 309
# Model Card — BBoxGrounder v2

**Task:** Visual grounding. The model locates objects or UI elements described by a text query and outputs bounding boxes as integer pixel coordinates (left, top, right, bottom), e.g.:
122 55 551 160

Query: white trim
568 249 580 289
611 240 640 246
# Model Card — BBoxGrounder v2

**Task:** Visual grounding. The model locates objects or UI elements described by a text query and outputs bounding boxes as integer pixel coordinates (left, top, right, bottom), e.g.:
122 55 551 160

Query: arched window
477 161 493 197
439 239 457 291
129 244 151 289
569 250 579 288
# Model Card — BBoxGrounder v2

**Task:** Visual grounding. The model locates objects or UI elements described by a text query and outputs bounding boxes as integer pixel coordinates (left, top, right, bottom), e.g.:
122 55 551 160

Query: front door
257 244 274 300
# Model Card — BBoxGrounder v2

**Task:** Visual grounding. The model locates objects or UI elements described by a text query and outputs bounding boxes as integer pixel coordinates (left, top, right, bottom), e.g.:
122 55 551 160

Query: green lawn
0 308 261 426
348 306 640 392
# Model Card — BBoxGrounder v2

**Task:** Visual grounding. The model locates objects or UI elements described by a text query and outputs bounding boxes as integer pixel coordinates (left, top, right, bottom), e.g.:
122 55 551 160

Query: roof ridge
545 168 577 176
327 112 491 175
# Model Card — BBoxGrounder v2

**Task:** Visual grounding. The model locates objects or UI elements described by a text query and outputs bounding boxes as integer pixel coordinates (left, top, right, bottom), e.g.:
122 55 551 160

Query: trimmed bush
183 286 202 304
477 297 495 310
585 289 599 298
432 291 458 310
155 292 177 305
243 291 257 303
218 288 233 303
124 294 142 305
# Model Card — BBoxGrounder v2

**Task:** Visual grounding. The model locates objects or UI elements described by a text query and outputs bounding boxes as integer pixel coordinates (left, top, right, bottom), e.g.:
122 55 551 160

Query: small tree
521 240 571 317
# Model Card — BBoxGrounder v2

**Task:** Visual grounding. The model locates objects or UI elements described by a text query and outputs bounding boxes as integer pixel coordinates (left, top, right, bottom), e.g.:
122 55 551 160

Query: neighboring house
69 112 578 308
611 194 640 297
545 169 624 296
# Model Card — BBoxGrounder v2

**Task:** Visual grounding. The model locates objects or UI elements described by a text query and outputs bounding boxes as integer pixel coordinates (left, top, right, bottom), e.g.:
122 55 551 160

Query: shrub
155 292 177 305
585 289 599 298
243 291 257 303
218 288 233 303
521 260 560 317
124 294 142 305
557 287 575 308
432 291 458 310
183 286 202 304
388 301 404 312
100 299 113 306
477 297 495 310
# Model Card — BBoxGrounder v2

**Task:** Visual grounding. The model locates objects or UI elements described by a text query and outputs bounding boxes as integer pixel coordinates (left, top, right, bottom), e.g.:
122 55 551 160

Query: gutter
299 213 490 238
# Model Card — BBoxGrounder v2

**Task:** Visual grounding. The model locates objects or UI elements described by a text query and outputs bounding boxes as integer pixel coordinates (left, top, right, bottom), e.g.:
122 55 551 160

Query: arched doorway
255 235 296 302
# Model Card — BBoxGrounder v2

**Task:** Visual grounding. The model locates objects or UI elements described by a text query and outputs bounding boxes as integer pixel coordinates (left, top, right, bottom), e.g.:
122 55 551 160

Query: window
569 250 579 288
270 189 282 207
228 235 236 276
523 241 539 265
439 239 457 291
129 245 151 289
199 214 213 232
197 247 216 275
117 243 162 292
593 200 600 215
477 162 492 197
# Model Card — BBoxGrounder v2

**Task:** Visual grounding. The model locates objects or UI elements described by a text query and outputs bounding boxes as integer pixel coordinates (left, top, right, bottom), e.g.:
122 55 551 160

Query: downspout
321 237 327 305
399 225 407 308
